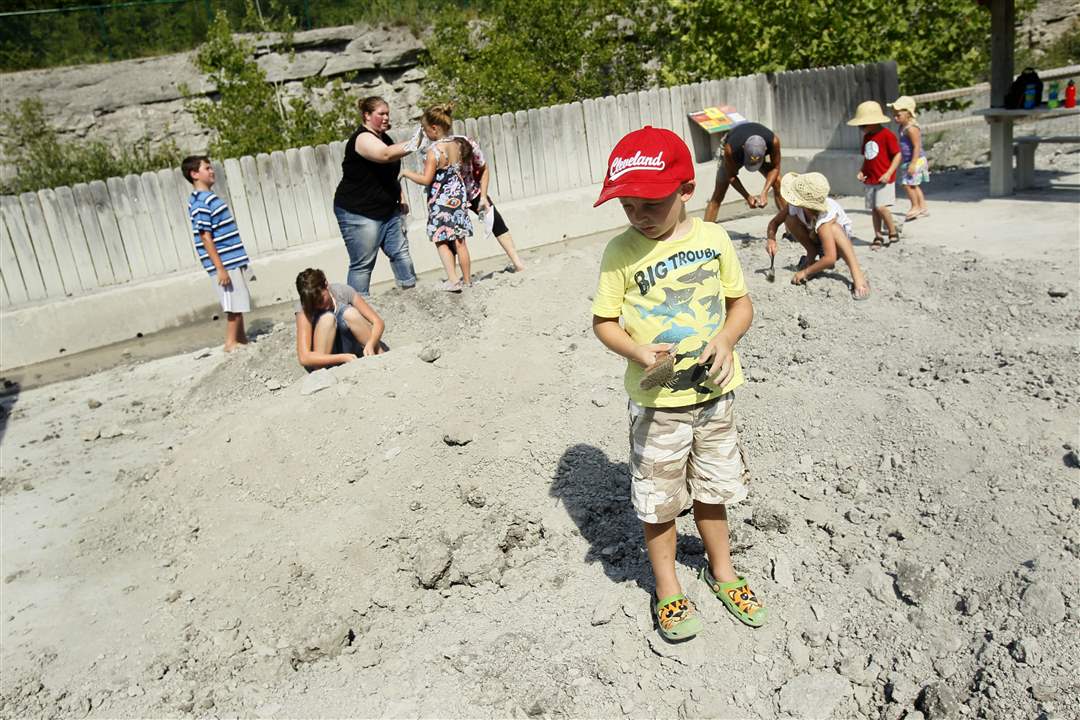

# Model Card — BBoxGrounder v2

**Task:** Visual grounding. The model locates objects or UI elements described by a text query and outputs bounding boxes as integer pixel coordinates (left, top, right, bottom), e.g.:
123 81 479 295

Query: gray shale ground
2 163 1079 718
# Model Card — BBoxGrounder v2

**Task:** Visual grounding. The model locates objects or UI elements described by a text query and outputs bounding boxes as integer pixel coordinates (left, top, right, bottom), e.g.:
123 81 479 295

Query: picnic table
975 106 1080 195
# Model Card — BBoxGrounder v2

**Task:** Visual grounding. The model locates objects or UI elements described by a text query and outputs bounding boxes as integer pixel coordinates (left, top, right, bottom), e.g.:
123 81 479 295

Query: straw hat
846 100 891 126
780 172 830 212
888 95 917 116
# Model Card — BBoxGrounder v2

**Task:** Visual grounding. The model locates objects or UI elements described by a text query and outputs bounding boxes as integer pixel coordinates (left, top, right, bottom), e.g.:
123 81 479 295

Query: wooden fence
0 62 896 310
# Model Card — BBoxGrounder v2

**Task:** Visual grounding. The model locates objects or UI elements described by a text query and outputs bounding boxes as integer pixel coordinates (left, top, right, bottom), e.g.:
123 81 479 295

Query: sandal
654 593 702 641
870 236 885 251
700 568 767 628
852 281 871 302
440 280 462 293
888 232 900 246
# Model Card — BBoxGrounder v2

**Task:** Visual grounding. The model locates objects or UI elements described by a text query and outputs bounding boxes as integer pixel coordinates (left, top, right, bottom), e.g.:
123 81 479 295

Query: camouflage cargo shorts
628 392 750 524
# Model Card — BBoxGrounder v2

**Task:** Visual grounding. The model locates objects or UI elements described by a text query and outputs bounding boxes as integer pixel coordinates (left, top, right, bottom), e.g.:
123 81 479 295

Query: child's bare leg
784 215 818 264
871 208 883 239
643 520 682 600
495 231 525 271
224 312 246 351
693 501 737 583
436 242 459 285
902 185 918 216
455 238 472 285
823 225 870 297
312 312 337 354
341 306 374 346
913 185 928 212
879 205 897 237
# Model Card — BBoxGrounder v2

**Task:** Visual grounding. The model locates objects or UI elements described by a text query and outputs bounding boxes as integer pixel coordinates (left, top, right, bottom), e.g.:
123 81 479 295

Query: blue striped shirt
188 190 249 274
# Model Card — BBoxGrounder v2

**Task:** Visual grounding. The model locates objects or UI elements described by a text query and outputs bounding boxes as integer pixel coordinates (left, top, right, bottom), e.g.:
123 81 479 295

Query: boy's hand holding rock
699 334 735 388
634 343 674 368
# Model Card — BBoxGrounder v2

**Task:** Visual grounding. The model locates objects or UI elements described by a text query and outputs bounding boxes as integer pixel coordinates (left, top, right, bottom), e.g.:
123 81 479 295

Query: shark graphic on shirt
656 286 697 319
635 302 681 323
651 323 697 347
698 293 724 319
677 263 719 285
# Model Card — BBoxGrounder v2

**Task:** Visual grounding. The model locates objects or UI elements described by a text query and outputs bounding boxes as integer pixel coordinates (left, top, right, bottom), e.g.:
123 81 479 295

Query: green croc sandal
654 593 702 641
700 568 768 628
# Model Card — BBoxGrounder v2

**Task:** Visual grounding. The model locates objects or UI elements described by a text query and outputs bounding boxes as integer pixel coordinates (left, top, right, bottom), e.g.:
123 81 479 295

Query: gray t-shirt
294 282 356 317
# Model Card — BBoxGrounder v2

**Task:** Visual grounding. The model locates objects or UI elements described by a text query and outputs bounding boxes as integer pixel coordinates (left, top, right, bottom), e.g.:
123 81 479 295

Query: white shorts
212 265 251 313
864 182 895 209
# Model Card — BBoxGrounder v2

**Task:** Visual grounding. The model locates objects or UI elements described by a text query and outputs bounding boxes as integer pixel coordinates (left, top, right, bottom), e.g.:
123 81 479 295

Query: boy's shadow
550 444 706 593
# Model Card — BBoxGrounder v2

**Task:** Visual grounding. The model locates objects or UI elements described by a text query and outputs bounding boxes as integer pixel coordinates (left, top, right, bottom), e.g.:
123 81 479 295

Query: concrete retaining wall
0 61 897 370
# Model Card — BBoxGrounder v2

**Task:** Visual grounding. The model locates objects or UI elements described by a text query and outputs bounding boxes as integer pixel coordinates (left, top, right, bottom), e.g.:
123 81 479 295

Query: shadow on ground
928 166 1080 203
550 443 709 594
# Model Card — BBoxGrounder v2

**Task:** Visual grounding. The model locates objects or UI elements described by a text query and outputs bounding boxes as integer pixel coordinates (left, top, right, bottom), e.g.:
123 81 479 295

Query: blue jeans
334 206 417 295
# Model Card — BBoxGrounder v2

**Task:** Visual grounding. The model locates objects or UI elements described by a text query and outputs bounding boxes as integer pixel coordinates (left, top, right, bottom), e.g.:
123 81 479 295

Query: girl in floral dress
401 104 474 292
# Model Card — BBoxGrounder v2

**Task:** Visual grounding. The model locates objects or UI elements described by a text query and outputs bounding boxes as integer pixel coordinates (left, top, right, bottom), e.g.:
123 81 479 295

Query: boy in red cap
591 126 766 641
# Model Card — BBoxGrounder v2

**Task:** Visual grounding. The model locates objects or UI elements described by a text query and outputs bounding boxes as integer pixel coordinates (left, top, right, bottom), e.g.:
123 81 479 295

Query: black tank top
333 127 400 220
725 122 776 167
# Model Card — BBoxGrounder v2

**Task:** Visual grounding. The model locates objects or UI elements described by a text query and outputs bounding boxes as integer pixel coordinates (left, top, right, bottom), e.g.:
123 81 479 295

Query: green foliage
0 0 458 72
0 99 181 194
652 0 992 95
0 0 212 72
184 11 356 159
420 0 651 117
1016 17 1080 71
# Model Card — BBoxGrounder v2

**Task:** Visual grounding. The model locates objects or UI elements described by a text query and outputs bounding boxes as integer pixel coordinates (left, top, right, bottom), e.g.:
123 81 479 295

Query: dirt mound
2 213 1077 718
185 280 498 410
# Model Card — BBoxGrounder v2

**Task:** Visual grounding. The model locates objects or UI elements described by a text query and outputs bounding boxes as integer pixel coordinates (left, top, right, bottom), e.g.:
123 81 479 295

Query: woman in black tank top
333 96 418 296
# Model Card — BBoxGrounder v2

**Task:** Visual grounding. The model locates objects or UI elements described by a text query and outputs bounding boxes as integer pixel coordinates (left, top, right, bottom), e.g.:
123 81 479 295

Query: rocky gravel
1 189 1078 718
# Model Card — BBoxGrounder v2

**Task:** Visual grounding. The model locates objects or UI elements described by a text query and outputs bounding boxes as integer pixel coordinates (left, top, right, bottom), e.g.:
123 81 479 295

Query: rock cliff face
0 24 427 163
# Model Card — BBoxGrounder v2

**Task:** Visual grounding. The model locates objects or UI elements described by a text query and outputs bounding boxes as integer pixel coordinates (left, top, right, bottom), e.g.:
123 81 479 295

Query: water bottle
1066 80 1077 109
1022 82 1038 109
1047 81 1060 109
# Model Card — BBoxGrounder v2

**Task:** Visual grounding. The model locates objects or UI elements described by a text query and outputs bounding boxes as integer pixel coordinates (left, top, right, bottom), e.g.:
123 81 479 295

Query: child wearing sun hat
765 171 871 301
889 95 930 221
848 100 901 249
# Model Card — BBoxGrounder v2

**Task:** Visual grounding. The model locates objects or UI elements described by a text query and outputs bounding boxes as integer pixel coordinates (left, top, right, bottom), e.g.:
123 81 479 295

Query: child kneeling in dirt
294 268 385 371
591 127 766 641
765 172 871 301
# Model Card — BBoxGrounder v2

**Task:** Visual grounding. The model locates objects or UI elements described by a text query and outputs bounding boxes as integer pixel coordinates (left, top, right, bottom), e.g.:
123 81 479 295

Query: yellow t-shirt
591 218 747 408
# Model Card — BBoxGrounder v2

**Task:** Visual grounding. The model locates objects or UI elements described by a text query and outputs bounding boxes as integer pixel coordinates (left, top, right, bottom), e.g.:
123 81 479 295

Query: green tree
185 10 356 159
420 0 651 117
0 99 180 194
653 0 992 95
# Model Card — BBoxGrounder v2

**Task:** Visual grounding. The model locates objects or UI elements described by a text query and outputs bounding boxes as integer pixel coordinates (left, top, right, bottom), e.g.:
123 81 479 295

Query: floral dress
426 141 473 244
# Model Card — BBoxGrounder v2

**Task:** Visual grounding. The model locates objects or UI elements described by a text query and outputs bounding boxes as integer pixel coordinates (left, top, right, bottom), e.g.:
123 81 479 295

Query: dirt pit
2 179 1078 719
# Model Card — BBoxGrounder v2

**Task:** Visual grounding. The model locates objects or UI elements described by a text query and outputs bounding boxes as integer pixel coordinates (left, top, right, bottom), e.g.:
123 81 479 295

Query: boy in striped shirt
183 155 250 351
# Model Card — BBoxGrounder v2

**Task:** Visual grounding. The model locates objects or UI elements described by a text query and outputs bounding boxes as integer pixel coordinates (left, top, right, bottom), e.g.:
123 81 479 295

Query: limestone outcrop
0 24 427 161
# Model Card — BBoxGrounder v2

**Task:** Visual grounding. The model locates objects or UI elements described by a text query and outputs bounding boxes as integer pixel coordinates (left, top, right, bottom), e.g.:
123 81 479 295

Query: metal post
989 117 1014 196
989 0 1015 108
989 0 1015 196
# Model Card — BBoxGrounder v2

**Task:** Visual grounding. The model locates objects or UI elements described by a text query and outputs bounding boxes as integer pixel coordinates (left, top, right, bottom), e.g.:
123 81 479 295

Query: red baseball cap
594 126 694 207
